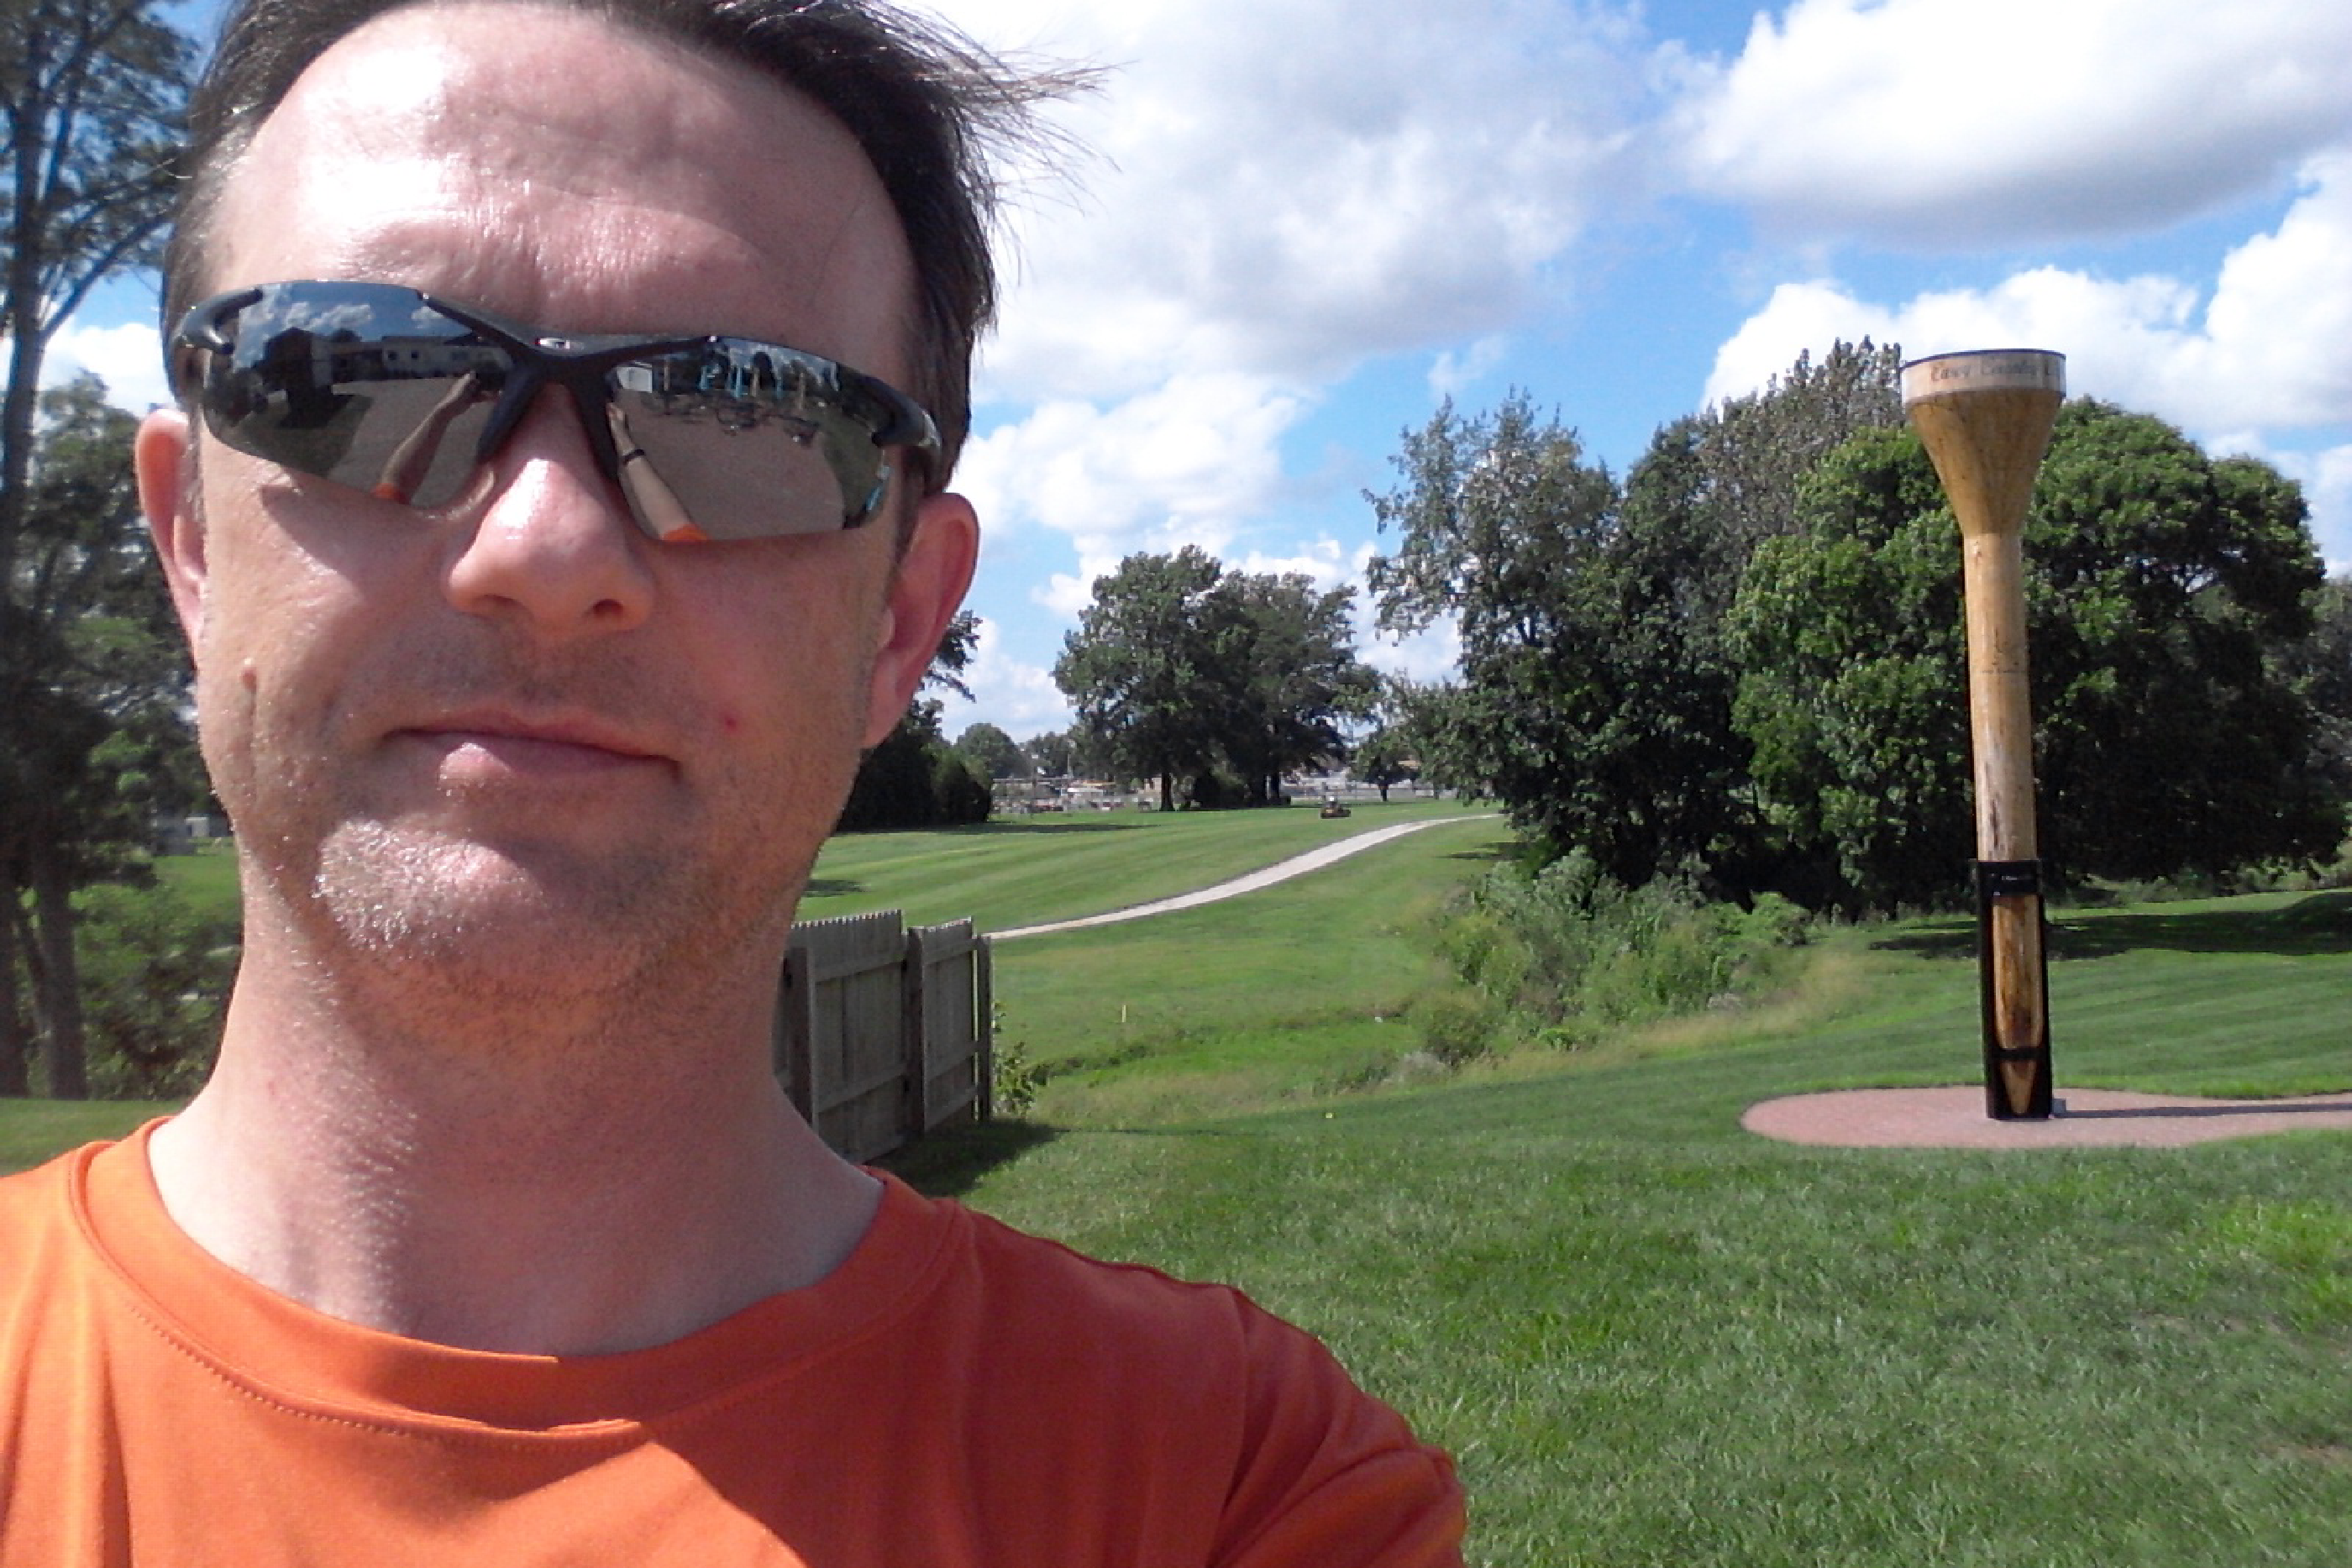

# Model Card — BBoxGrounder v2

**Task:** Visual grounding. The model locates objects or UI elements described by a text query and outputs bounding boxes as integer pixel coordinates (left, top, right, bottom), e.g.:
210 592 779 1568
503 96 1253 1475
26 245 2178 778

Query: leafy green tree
2292 576 2352 803
1368 393 1743 883
1349 724 1417 801
1366 352 1906 890
1 0 192 574
1695 339 1904 556
836 611 990 832
2029 413 2340 881
1056 550 1377 808
0 1 195 1096
1729 405 2343 911
953 721 1024 782
1020 727 1076 779
71 878 234 1099
3 376 200 1096
1726 427 1973 912
1054 546 1227 810
1209 570 1377 803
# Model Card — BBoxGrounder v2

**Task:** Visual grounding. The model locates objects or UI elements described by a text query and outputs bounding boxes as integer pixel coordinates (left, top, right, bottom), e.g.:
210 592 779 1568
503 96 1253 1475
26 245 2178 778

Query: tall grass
1419 851 1809 1062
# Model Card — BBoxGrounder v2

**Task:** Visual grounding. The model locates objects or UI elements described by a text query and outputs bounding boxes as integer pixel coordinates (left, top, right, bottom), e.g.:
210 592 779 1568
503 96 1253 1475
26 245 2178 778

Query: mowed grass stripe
798 794 1479 931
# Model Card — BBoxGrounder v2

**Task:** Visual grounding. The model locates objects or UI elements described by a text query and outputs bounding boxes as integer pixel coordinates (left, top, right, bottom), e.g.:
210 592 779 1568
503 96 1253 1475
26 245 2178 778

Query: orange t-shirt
0 1124 1463 1566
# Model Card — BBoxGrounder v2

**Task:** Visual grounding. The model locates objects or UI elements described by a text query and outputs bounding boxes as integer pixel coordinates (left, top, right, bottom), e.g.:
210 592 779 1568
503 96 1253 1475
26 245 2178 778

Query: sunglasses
173 280 942 541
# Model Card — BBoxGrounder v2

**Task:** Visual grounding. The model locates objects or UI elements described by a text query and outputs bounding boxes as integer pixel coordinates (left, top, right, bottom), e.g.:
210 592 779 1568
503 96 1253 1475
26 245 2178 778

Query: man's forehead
210 2 915 356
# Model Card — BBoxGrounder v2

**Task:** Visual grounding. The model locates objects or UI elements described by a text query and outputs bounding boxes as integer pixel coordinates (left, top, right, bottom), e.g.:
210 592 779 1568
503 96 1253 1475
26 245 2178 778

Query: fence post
901 923 930 1140
975 935 995 1122
776 941 816 1124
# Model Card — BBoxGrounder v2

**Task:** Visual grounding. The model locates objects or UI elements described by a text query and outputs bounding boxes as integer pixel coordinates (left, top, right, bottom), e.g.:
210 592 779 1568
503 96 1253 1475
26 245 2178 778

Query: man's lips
393 711 671 778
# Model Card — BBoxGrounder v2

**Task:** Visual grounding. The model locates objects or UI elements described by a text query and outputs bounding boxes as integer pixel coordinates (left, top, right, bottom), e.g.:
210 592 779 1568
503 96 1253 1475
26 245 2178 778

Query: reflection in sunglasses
176 279 941 538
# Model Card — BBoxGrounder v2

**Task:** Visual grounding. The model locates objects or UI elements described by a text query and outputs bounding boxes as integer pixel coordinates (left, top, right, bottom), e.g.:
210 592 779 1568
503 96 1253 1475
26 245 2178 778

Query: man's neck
147 932 879 1356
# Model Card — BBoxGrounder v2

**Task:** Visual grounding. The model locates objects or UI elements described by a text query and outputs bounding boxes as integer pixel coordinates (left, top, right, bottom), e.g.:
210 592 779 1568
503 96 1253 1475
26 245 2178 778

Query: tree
1695 339 1905 557
1020 727 1076 779
953 721 1023 782
1054 548 1376 808
1368 393 1740 884
0 2 194 1096
1349 724 1417 801
1365 350 1920 893
924 609 979 700
1725 427 1975 912
835 610 991 832
3 376 200 1096
1728 405 2344 911
1208 569 1377 803
1 0 192 574
2292 576 2352 803
1054 547 1227 810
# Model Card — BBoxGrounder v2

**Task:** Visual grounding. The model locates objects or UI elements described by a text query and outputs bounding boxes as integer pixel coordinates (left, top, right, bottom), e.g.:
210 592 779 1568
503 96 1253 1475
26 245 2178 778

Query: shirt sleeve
1210 1305 1467 1568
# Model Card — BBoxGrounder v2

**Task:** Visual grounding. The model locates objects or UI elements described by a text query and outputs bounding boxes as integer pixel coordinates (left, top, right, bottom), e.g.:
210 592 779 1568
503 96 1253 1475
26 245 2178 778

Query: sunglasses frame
172 280 943 536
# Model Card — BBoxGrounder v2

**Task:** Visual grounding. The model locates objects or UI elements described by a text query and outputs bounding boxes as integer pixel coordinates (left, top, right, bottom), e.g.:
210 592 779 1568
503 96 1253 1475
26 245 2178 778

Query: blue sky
53 0 2352 742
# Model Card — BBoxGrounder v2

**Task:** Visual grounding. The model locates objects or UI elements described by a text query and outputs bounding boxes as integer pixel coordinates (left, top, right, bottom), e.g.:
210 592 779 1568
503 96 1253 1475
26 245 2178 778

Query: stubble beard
232 742 833 1041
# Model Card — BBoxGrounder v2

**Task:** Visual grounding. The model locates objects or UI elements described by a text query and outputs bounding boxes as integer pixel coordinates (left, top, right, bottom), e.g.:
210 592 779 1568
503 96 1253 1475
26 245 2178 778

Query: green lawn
150 839 241 925
0 1099 163 1172
797 793 1482 931
24 814 2352 1565
905 884 2352 1567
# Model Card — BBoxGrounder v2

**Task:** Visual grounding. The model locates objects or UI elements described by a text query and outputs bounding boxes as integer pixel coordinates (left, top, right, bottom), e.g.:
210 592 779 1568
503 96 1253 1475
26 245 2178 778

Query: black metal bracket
1973 857 2054 1120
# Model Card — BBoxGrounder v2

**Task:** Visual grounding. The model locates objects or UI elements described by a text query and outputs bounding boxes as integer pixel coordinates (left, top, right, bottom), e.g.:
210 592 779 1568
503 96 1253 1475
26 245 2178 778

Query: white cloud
1430 336 1510 401
1361 619 1462 686
2171 150 2352 426
952 0 1646 402
945 615 1074 740
1676 0 2352 244
1704 155 2352 434
958 371 1307 580
43 319 171 412
1235 537 1353 596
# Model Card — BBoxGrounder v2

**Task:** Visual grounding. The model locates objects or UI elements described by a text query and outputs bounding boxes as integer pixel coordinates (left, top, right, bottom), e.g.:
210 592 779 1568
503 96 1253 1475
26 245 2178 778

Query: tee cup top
1900 348 2066 539
1899 349 2066 407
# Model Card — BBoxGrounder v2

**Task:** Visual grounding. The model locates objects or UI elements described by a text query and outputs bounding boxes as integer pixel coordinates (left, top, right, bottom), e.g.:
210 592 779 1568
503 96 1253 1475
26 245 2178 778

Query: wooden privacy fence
774 912 994 1163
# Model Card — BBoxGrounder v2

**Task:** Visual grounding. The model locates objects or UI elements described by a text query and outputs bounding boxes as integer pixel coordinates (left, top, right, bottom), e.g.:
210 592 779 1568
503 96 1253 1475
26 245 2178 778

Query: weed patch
1426 851 1810 1052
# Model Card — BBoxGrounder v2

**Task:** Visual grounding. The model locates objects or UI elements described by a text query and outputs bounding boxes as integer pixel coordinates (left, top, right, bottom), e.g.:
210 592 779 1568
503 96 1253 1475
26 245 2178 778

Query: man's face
139 3 976 1006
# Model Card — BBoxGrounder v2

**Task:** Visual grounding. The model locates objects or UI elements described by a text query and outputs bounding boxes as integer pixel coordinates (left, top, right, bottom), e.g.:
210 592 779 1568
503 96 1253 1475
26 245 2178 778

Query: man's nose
441 386 654 637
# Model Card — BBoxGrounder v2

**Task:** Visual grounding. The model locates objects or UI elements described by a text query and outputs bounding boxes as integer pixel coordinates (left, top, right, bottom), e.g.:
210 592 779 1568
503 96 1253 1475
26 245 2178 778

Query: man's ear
137 408 208 647
864 490 979 747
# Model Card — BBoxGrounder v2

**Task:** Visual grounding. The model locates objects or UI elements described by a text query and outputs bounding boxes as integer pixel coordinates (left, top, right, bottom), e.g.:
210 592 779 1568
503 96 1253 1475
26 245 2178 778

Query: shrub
1413 990 1505 1067
73 880 237 1100
1428 855 1809 1048
987 1004 1044 1117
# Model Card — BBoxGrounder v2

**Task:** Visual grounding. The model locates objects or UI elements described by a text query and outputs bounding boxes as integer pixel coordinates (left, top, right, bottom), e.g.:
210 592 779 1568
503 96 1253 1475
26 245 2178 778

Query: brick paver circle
1744 1086 2352 1150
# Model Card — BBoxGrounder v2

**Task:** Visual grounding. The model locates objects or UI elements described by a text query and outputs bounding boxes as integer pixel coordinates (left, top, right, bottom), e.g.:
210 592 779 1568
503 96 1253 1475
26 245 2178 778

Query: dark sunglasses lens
198 283 509 508
606 345 888 538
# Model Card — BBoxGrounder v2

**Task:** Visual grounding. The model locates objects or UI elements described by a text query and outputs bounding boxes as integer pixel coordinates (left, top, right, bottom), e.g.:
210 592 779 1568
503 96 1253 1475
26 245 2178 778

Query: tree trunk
0 885 27 1096
29 841 87 1099
1158 768 1173 813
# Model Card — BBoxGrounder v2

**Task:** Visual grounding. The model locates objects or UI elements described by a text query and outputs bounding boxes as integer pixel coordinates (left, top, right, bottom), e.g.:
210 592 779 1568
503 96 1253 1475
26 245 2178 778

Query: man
0 0 1466 1562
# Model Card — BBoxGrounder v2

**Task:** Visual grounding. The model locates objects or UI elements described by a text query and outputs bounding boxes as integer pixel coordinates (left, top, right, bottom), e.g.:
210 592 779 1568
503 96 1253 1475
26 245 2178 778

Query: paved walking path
993 815 1495 941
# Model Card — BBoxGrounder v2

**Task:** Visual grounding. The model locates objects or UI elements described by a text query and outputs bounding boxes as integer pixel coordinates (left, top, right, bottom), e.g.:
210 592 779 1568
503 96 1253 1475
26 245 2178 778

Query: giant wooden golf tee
1901 349 2066 1120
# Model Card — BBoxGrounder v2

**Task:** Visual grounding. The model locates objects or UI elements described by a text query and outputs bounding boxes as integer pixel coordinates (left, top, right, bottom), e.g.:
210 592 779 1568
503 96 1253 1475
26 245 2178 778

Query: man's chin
303 822 721 993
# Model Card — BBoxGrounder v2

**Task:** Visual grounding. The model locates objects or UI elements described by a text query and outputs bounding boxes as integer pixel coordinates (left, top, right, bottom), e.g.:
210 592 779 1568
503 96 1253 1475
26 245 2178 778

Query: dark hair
162 0 1084 485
